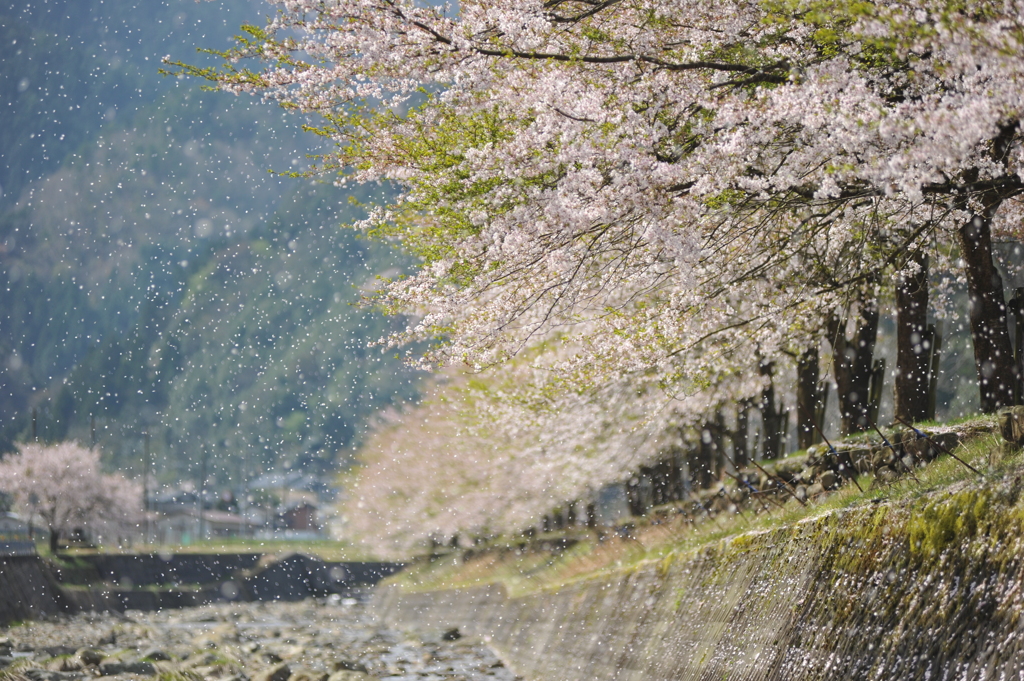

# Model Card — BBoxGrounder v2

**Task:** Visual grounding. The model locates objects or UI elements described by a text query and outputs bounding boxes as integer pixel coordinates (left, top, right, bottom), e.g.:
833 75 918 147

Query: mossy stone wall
374 479 1024 679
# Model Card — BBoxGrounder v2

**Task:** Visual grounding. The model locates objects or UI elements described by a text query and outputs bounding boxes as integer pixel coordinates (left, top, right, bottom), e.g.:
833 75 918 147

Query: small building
279 501 319 532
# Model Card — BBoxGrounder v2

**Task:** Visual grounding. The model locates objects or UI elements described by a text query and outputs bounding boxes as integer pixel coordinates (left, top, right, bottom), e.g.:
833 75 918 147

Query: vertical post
927 320 944 421
198 445 208 542
239 458 247 538
143 430 151 546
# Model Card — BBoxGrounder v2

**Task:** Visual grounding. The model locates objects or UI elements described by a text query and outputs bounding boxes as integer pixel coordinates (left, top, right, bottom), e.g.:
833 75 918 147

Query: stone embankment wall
0 556 69 624
0 554 404 625
375 478 1024 680
77 553 262 586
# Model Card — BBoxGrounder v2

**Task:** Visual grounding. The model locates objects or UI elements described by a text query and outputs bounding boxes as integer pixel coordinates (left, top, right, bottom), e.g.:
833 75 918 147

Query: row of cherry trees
177 0 1024 552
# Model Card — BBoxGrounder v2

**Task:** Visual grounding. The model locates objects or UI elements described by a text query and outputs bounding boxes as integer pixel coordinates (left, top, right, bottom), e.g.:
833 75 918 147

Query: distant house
153 507 263 544
279 501 319 532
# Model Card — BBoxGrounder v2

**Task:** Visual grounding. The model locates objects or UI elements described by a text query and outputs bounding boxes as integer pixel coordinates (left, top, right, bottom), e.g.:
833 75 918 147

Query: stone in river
75 649 105 667
123 662 157 676
140 649 171 662
45 657 82 672
99 660 156 676
252 662 291 681
287 668 327 681
330 661 367 674
326 673 372 681
25 671 85 681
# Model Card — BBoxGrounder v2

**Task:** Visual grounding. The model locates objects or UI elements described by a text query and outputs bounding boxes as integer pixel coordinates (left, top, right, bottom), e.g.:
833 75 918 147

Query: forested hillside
0 0 420 483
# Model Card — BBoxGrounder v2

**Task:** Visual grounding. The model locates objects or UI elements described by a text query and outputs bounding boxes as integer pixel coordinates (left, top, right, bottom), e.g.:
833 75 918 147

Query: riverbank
373 429 1024 679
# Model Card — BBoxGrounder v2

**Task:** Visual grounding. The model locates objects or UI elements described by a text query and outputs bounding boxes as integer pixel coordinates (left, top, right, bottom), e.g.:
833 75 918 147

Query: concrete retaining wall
0 556 69 625
77 553 262 586
0 553 405 625
375 482 1024 680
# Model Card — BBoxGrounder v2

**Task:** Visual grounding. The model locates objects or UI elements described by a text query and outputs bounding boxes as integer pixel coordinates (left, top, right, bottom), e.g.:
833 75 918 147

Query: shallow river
0 596 518 681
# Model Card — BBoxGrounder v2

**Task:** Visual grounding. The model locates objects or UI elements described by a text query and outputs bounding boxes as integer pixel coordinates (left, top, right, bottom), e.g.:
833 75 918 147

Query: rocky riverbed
0 597 518 681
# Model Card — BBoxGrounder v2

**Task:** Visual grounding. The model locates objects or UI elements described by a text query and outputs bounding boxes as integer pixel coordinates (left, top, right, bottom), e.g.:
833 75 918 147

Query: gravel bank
0 597 518 681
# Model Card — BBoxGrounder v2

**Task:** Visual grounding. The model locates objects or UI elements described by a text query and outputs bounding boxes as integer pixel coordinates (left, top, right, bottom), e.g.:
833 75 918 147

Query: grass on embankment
391 426 1015 598
58 538 375 562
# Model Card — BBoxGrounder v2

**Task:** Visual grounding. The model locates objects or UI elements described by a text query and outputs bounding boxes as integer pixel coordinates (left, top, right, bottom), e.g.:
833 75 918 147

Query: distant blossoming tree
0 441 142 553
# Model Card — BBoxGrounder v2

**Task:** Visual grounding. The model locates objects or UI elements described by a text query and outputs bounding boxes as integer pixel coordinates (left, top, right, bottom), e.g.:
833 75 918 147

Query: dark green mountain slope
0 0 421 483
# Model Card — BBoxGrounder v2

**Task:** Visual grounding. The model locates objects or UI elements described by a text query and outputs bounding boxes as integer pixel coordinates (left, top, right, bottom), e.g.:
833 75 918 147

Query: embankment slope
376 464 1024 679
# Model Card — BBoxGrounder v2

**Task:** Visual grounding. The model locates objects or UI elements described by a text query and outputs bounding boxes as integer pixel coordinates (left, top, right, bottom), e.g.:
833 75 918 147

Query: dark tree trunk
706 413 727 478
759 361 786 460
690 439 714 490
649 455 683 505
49 528 59 554
626 473 648 516
733 400 751 468
827 293 880 435
894 252 931 423
1012 288 1024 405
957 214 1018 411
796 348 820 450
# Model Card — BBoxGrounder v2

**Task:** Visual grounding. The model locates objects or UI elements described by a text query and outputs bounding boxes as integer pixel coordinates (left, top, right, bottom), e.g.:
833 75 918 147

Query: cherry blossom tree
342 346 777 554
0 441 142 553
166 0 1024 546
171 0 1024 414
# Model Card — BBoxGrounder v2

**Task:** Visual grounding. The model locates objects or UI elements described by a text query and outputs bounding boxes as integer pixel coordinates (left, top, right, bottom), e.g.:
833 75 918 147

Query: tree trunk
1012 288 1024 405
759 361 786 460
827 293 880 435
705 413 726 478
796 348 820 450
650 455 684 504
49 528 60 554
690 436 714 490
894 252 931 423
957 214 1018 412
733 400 750 468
